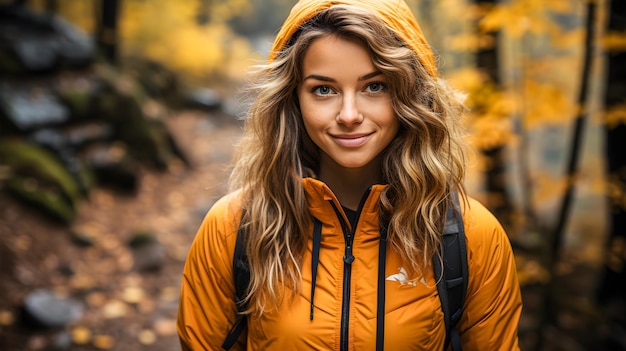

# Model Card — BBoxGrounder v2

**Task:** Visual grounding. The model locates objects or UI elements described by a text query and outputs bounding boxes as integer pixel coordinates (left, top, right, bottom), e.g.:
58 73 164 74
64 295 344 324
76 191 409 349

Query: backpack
222 192 468 351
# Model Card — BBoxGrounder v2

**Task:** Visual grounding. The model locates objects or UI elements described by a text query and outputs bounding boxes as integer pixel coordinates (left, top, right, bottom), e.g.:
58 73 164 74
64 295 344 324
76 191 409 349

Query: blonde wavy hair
228 5 468 314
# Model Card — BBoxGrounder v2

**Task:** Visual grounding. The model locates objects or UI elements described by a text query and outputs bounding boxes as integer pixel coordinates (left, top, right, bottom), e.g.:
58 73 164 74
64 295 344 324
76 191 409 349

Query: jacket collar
301 177 387 227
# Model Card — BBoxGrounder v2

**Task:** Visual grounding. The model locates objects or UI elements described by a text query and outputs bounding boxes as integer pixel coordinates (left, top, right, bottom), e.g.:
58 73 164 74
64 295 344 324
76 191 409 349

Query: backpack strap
433 191 468 351
221 224 249 350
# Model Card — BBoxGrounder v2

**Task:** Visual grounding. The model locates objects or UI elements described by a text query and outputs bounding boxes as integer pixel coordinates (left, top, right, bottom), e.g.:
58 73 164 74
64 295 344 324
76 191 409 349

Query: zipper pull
344 242 355 264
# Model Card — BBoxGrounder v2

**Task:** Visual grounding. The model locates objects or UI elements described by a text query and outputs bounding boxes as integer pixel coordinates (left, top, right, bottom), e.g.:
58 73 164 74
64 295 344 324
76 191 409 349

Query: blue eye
366 82 386 93
313 86 333 95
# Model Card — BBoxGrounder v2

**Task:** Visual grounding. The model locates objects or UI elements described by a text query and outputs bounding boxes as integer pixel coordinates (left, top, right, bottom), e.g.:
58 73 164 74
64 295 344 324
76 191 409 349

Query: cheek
299 101 332 132
390 116 400 135
299 108 320 142
377 105 399 135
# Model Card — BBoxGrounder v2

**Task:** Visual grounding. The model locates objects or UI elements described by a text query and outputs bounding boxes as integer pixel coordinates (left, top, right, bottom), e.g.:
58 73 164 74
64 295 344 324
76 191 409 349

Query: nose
336 93 363 125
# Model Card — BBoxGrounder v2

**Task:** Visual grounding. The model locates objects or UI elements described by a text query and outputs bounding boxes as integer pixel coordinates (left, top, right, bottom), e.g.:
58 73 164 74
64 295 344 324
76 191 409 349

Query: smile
331 133 372 147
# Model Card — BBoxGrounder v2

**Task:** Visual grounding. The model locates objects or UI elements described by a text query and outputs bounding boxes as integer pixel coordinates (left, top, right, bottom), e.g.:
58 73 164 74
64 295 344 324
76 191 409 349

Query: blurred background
0 0 624 350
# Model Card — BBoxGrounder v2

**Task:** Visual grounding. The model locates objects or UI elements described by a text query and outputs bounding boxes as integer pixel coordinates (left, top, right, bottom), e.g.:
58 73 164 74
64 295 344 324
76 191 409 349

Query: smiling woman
177 1 523 350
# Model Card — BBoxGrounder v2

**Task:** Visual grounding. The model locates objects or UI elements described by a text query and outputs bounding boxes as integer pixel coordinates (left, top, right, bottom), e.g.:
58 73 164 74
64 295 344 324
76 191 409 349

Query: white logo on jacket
386 267 427 287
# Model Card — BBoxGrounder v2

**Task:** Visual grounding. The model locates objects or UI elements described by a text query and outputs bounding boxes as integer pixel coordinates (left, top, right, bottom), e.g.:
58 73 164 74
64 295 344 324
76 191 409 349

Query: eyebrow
302 71 382 82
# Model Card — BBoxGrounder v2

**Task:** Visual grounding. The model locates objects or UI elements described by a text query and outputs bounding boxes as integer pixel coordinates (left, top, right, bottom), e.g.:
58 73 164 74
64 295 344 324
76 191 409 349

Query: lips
331 133 372 147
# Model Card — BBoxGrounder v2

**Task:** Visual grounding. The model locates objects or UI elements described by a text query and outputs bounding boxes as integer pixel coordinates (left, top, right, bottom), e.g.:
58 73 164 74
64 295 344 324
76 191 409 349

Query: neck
318 155 383 210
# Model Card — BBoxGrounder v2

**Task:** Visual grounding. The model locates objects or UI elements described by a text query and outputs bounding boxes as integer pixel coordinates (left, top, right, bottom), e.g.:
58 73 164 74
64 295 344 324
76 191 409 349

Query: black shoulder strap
222 224 249 350
433 191 469 351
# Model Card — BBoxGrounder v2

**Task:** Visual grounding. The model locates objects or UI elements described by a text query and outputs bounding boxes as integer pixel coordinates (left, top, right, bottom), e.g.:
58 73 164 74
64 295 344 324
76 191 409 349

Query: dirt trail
0 110 241 351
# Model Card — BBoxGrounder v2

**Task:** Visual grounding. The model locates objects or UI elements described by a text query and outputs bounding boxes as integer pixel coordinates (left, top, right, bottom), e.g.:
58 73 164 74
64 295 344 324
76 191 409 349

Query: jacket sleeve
177 195 245 351
457 198 523 351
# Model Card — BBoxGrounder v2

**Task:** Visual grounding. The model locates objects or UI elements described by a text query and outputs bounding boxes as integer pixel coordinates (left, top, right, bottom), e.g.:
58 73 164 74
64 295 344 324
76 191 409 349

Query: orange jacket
177 178 522 350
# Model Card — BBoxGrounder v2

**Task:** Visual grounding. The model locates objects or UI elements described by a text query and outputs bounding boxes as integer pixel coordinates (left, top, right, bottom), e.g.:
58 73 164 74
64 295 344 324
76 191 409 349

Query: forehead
300 35 376 77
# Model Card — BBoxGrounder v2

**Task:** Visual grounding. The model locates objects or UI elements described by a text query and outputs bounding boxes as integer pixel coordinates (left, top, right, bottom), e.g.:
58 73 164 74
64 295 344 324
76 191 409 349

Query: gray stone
0 85 69 131
22 289 83 328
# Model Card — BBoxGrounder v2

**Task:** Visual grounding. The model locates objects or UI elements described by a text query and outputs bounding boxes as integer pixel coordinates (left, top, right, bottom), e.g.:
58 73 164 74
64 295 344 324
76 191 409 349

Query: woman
177 0 523 350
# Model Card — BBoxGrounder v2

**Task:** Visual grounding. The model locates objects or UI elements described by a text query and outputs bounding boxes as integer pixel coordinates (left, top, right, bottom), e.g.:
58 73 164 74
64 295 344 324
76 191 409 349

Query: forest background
0 0 625 350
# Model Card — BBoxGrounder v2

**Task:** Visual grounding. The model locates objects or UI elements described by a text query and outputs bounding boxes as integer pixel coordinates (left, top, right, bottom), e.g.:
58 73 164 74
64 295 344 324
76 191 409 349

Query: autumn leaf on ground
93 334 115 349
71 326 92 345
138 329 157 345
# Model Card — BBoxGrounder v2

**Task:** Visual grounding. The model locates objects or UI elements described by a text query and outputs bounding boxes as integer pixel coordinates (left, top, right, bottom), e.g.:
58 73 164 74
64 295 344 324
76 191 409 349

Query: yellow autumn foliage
445 32 496 52
603 31 626 52
523 80 579 128
479 0 576 38
448 68 517 150
533 172 570 203
604 104 626 129
119 0 256 78
24 0 258 80
552 28 586 49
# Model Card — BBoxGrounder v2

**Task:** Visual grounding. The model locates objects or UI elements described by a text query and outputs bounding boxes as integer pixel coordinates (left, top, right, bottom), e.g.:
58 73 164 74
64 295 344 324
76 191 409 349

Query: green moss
6 177 75 224
59 90 92 117
0 138 82 209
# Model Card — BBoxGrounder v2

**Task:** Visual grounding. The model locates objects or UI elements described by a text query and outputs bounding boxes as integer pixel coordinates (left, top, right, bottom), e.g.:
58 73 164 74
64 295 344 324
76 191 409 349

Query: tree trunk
550 1 596 264
596 1 626 348
45 0 57 14
538 3 597 349
473 0 514 228
95 0 120 63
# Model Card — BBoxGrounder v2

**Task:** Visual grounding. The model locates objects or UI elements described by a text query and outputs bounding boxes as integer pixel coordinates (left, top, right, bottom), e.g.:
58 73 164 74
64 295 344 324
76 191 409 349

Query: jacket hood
269 0 437 77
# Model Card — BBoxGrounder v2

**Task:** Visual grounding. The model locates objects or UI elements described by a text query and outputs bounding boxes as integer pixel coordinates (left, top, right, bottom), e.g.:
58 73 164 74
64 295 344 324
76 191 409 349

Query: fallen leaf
138 329 157 345
93 334 115 349
0 310 14 326
101 299 128 319
154 318 177 336
71 326 92 345
122 286 145 304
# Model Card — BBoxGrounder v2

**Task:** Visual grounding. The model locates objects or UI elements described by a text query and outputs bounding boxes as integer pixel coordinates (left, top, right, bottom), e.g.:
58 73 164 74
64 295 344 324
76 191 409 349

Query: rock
132 241 166 272
0 5 191 225
183 87 222 112
0 139 82 223
29 128 91 195
81 142 140 193
0 85 70 133
57 264 74 277
0 4 95 73
65 122 114 147
124 57 180 100
22 289 83 329
129 232 165 272
51 331 73 350
70 226 98 247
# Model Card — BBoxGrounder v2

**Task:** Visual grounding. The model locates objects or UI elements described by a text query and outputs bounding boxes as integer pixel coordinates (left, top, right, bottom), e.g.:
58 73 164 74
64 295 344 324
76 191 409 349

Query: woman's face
297 35 398 173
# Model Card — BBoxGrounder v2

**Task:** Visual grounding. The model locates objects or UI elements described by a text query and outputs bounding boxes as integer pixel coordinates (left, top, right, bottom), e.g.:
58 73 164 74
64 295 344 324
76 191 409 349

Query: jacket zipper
331 187 372 351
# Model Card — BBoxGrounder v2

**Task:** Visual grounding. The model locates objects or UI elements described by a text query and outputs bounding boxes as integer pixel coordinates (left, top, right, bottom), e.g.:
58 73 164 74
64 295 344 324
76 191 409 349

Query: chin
335 160 372 169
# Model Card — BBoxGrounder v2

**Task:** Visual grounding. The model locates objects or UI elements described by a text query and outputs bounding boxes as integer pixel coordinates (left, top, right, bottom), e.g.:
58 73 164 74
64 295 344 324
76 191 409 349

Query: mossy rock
87 65 189 169
57 89 95 120
5 177 75 224
0 138 82 214
83 141 140 193
94 89 187 169
128 230 157 248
